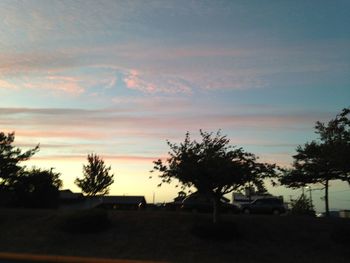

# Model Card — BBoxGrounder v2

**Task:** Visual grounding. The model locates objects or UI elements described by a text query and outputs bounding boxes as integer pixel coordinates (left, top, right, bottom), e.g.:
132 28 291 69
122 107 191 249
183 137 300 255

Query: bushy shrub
290 194 315 216
57 209 111 234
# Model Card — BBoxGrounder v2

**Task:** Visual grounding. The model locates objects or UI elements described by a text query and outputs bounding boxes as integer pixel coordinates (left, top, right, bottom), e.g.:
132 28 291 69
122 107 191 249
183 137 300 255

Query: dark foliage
152 130 278 223
280 108 350 216
10 167 62 208
0 132 60 208
75 153 115 196
290 194 315 216
173 190 187 202
0 131 39 185
57 209 111 234
315 107 350 179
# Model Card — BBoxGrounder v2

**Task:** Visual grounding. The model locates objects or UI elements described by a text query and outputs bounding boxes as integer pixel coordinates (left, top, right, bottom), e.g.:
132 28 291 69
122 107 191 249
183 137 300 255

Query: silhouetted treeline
0 132 61 208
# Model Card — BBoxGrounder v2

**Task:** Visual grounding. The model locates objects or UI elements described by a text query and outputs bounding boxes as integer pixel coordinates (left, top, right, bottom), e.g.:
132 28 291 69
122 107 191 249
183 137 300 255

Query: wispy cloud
0 79 18 90
111 95 191 112
1 39 347 97
0 51 78 76
1 107 332 141
32 154 163 163
14 130 105 140
0 0 348 100
259 152 294 168
24 79 84 95
123 69 192 94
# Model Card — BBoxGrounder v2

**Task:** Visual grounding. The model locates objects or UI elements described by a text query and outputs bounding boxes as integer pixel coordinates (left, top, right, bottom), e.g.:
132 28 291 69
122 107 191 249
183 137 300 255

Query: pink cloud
1 37 343 96
1 107 329 171
124 70 139 89
259 152 294 168
123 69 192 94
1 107 330 135
24 81 84 95
14 130 105 140
203 76 267 90
0 79 18 90
31 154 165 163
111 96 191 112
46 76 80 82
0 51 78 76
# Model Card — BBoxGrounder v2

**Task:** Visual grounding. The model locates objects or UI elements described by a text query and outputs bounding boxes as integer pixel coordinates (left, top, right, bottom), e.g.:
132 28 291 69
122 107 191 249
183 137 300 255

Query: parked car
181 194 240 214
240 197 286 215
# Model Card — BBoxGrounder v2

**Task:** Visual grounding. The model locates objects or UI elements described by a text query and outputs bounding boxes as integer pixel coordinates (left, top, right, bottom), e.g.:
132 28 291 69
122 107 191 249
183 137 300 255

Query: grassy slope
0 209 349 263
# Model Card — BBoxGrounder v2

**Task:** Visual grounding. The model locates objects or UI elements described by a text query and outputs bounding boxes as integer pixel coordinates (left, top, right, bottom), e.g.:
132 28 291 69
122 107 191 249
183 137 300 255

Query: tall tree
315 107 350 177
281 142 338 216
0 132 39 186
281 107 350 216
152 130 278 223
75 154 115 196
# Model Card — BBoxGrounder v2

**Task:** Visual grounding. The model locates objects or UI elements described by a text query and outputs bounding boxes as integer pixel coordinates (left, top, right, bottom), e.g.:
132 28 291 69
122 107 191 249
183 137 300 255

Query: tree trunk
212 197 219 224
325 179 329 217
248 182 252 202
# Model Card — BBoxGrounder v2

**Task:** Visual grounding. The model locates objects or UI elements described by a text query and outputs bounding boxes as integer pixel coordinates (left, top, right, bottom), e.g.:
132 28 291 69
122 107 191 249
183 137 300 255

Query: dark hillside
0 209 349 263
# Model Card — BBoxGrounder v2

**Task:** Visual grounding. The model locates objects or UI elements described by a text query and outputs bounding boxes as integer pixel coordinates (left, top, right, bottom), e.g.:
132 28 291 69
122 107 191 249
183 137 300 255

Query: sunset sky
1 0 349 212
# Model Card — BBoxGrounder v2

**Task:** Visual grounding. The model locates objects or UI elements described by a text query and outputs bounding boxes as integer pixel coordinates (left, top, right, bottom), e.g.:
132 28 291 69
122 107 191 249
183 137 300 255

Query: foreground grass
0 209 349 263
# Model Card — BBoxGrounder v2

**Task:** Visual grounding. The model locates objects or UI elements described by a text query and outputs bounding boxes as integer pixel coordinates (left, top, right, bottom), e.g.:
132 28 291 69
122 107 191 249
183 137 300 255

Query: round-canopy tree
152 130 278 223
11 167 62 208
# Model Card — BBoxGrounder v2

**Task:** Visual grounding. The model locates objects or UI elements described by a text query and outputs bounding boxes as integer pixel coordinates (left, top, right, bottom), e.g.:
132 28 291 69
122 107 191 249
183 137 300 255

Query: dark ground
0 209 349 263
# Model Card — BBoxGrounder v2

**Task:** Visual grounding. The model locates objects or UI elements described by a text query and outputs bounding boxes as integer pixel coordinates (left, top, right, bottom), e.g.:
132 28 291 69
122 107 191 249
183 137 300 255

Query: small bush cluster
57 209 111 234
290 194 315 216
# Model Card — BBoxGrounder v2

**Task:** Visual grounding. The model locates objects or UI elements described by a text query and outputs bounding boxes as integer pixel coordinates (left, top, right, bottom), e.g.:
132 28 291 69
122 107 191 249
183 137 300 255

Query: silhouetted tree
75 154 114 196
315 107 350 177
290 193 315 216
0 132 39 185
281 108 350 216
152 130 278 223
240 153 275 201
10 167 62 208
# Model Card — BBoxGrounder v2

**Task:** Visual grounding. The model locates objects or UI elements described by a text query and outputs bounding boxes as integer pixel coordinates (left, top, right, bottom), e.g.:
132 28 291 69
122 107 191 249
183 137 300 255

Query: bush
57 209 111 234
290 194 315 216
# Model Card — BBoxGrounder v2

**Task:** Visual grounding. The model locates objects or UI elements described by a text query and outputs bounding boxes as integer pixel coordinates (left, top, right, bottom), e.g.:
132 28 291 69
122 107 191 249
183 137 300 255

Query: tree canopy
153 130 278 222
10 167 62 208
315 107 350 178
280 107 350 215
0 132 39 185
75 154 115 196
0 132 62 208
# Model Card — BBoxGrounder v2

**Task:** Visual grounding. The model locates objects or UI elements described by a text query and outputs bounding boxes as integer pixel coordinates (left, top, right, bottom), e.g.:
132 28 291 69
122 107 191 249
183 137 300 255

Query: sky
0 0 349 212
